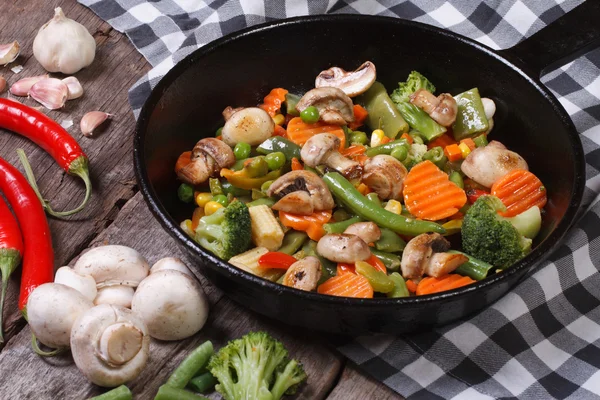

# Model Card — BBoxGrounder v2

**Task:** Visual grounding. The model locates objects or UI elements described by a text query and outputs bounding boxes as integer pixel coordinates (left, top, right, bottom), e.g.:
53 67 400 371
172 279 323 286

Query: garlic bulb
33 8 96 74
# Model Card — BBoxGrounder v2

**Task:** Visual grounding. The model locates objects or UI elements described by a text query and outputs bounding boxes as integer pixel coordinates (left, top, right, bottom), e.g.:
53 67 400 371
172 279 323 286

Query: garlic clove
0 76 6 93
62 76 83 100
29 78 68 110
81 111 111 137
98 322 143 366
10 74 49 96
0 41 20 65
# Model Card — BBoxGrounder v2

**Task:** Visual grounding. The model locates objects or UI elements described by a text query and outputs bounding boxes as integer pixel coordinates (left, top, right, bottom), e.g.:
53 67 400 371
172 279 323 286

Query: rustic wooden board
329 364 403 400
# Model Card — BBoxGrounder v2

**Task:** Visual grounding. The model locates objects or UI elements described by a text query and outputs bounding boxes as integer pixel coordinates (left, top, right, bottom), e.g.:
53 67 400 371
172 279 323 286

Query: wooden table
0 1 402 398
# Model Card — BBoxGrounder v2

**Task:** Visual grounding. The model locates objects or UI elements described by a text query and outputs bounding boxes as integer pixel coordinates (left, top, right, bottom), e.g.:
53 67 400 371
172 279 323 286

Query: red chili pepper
258 252 298 270
0 157 54 313
0 195 23 343
466 189 489 204
0 98 92 217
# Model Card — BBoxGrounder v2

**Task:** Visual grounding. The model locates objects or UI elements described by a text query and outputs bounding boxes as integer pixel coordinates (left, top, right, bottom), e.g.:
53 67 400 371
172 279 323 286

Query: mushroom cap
71 304 149 387
429 93 457 127
54 266 97 302
27 283 94 348
131 270 209 341
315 61 377 97
222 106 243 121
150 257 194 277
221 107 274 146
268 170 334 215
176 151 215 185
401 233 450 279
283 256 322 291
296 87 354 125
194 137 235 170
94 286 135 308
344 222 381 244
461 140 528 188
301 133 340 167
424 252 469 278
362 155 408 201
316 234 371 264
74 245 150 289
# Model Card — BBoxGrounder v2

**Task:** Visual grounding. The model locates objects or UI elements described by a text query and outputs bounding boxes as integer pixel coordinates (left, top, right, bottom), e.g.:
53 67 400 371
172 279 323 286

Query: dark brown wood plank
328 363 404 400
0 0 150 346
0 193 342 399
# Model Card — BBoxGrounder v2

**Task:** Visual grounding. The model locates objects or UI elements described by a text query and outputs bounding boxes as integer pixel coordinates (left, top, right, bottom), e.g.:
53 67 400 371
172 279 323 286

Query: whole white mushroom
132 269 209 341
54 266 97 302
150 257 194 277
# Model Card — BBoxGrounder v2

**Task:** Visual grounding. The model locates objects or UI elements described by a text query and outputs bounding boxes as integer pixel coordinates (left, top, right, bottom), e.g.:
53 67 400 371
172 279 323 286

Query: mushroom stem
99 322 143 366
324 152 362 179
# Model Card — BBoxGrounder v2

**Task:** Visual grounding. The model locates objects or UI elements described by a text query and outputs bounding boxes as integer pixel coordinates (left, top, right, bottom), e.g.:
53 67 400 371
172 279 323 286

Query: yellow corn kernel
458 142 471 158
180 219 194 237
272 113 285 126
370 129 386 147
248 205 285 251
204 201 224 216
441 219 463 236
195 192 213 208
384 199 402 215
229 247 284 281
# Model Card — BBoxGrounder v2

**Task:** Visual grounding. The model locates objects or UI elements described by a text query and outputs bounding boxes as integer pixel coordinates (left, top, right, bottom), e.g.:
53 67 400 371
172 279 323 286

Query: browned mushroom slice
193 137 235 170
401 233 450 279
424 253 469 278
344 222 381 244
362 155 407 201
222 106 243 121
177 151 215 185
267 170 334 216
283 256 322 291
316 234 371 264
301 133 362 179
176 137 235 185
461 141 528 188
272 191 314 215
296 87 355 125
410 89 458 127
315 61 377 97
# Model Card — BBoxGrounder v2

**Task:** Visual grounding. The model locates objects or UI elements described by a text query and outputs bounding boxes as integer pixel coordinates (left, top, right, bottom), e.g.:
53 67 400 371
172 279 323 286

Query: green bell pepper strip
88 385 132 400
387 272 410 298
355 261 395 293
278 231 309 255
370 249 401 271
423 146 448 170
285 92 302 116
322 172 445 236
452 88 489 140
395 101 446 142
449 250 493 281
256 137 301 161
374 228 406 252
365 139 409 157
323 215 363 234
359 81 408 139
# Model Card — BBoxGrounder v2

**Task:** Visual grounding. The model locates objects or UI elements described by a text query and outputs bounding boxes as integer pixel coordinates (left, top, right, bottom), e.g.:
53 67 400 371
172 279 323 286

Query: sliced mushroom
221 107 274 146
283 256 322 291
424 252 469 278
317 234 371 264
362 155 408 201
401 233 467 279
267 170 334 216
177 138 235 185
461 140 528 188
222 106 243 121
410 89 458 127
344 222 381 244
296 87 355 125
301 133 362 179
315 61 376 97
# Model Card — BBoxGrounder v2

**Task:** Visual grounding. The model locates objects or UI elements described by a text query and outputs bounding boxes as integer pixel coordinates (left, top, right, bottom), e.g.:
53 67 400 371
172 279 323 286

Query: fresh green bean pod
452 88 489 140
366 193 382 207
256 137 301 161
449 250 493 281
370 249 401 271
359 81 408 138
246 197 276 208
166 341 214 389
323 172 445 236
323 215 363 234
188 372 217 394
395 102 446 142
89 385 132 400
387 272 410 298
449 171 464 189
365 139 409 157
155 385 209 400
423 146 448 170
355 261 395 293
278 231 309 255
374 228 406 252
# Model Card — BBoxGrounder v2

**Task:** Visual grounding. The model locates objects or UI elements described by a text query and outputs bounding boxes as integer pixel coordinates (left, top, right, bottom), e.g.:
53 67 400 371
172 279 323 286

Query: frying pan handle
500 1 600 78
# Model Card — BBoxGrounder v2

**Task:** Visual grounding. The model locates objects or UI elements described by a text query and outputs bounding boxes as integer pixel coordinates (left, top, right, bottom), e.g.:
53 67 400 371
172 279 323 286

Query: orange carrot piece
279 210 332 241
348 104 369 130
403 160 467 221
286 117 346 150
291 157 303 171
367 254 387 272
341 145 366 156
400 133 413 145
405 279 418 293
353 154 369 166
337 263 355 275
175 151 192 173
318 273 374 298
357 183 371 195
444 144 462 162
427 133 456 149
460 138 476 151
491 169 547 217
274 124 287 137
259 88 288 117
191 207 204 231
416 274 475 295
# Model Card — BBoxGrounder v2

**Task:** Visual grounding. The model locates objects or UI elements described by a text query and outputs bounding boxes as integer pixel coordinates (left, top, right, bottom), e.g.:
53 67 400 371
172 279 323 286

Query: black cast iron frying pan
134 2 600 334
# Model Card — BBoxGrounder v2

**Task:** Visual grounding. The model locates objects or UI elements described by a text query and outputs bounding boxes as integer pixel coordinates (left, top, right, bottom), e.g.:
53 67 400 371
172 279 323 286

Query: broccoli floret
195 200 251 260
462 196 533 269
403 143 428 170
208 331 307 400
390 71 436 104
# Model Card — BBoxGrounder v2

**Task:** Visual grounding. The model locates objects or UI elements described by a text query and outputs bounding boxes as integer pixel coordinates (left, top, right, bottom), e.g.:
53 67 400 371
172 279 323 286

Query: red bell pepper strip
0 195 23 343
0 98 92 217
258 252 298 270
466 189 489 204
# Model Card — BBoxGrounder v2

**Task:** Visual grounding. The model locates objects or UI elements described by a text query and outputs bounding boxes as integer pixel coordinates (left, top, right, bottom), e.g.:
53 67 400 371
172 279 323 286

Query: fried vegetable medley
174 62 547 299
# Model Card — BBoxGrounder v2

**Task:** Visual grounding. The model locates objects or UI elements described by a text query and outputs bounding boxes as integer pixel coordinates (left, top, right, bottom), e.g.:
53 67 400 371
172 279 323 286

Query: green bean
473 134 488 148
365 139 409 157
188 372 217 394
410 133 424 145
452 88 489 140
374 228 406 253
355 261 394 293
155 386 209 400
279 231 309 255
323 215 363 234
209 178 223 196
365 193 382 207
449 171 464 189
332 208 351 222
323 172 445 236
359 81 408 138
89 385 132 400
246 197 276 208
256 137 301 161
166 341 214 389
390 145 408 161
370 249 401 271
395 102 446 142
177 184 194 203
423 146 448 169
387 272 410 298
449 250 493 281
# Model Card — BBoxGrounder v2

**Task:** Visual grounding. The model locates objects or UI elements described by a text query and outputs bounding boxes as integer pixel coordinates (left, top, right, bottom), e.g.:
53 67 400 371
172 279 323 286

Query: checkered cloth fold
78 0 600 398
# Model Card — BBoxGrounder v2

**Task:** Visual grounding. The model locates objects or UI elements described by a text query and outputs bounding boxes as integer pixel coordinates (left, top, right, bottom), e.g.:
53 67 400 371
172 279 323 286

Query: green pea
233 142 251 160
390 146 408 161
215 127 223 137
350 131 368 145
212 194 228 207
265 152 286 170
300 106 320 123
177 184 194 203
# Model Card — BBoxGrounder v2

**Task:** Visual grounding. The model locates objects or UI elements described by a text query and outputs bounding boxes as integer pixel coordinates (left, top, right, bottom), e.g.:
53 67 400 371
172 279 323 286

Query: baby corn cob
248 205 284 251
229 247 284 281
